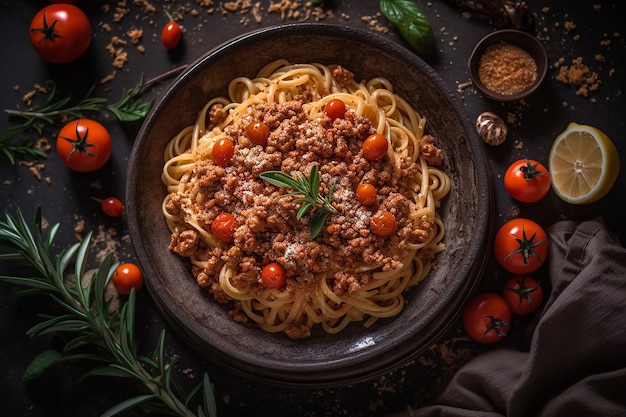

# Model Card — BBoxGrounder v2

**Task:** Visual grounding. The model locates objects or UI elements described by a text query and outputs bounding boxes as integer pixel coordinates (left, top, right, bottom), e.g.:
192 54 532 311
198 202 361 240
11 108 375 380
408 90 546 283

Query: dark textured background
1 1 624 416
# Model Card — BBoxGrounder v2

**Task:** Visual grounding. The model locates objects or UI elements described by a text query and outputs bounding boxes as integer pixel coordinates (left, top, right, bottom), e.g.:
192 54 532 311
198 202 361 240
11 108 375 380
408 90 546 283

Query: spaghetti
161 60 450 339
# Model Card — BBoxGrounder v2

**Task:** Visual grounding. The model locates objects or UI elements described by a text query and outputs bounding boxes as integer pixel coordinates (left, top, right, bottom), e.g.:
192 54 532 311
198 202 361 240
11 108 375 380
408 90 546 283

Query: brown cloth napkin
389 219 626 417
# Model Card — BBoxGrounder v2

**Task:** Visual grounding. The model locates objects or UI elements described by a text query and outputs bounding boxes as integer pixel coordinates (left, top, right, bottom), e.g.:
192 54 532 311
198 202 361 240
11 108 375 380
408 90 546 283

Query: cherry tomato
463 293 511 344
112 263 144 295
211 212 238 243
101 197 124 217
370 210 397 237
161 10 182 49
48 0 77 2
325 98 346 121
362 133 388 161
212 138 234 167
494 218 548 275
261 262 286 289
246 121 270 145
29 4 92 64
356 183 377 206
504 158 551 203
56 119 112 172
503 276 544 315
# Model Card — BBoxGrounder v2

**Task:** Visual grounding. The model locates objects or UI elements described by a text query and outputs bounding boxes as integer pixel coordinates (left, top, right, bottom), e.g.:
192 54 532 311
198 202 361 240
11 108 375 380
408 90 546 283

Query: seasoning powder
478 41 538 95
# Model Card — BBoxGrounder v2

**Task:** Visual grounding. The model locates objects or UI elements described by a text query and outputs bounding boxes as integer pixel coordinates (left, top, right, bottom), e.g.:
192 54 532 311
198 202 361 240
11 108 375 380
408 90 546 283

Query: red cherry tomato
362 133 388 161
494 218 549 275
370 210 397 237
463 293 511 344
503 276 544 315
56 119 112 172
101 197 124 217
325 98 346 121
212 138 234 167
504 158 551 203
29 4 92 64
356 183 377 206
246 121 270 145
211 212 238 243
112 263 144 295
161 10 182 49
261 262 286 289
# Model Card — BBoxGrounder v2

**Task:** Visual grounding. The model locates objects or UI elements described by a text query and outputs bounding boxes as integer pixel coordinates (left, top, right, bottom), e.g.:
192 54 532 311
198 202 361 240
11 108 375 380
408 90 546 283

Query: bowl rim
127 22 493 387
467 29 548 102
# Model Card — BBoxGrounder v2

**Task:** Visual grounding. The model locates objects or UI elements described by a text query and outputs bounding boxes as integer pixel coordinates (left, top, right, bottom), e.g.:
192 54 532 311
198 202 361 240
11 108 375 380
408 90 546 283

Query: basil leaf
380 0 435 55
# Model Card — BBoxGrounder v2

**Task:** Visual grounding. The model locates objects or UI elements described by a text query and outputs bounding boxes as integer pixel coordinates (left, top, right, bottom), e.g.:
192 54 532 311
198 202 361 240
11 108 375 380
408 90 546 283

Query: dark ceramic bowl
468 29 548 102
127 23 493 388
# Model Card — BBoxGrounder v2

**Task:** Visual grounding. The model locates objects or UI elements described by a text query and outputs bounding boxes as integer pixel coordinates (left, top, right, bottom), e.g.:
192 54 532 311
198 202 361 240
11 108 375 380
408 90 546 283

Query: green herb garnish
260 165 337 239
0 207 216 417
380 0 435 55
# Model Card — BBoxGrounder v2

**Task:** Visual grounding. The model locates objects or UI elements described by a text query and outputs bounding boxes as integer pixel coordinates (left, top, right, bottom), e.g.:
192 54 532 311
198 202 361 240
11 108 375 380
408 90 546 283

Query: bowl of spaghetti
127 23 492 387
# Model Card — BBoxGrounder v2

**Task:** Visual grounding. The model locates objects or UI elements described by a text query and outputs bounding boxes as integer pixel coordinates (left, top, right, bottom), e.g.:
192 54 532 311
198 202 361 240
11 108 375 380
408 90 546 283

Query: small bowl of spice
468 29 548 102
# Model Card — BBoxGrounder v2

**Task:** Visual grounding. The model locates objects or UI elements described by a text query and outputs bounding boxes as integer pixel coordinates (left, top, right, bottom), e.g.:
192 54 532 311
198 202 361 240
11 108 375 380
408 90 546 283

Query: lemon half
548 122 620 204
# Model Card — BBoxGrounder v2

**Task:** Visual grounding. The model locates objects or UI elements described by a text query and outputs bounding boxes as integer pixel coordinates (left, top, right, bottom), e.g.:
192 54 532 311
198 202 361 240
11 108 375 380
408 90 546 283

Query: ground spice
478 41 538 95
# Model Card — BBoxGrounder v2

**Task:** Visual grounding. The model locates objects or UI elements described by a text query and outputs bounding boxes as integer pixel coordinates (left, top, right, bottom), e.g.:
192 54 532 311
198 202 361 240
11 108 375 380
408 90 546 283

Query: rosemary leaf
0 207 217 417
260 165 337 238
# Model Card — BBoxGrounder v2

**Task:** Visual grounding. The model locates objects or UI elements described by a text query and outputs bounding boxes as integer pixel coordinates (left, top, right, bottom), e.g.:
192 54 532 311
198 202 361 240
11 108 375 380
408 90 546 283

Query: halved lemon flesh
548 122 620 204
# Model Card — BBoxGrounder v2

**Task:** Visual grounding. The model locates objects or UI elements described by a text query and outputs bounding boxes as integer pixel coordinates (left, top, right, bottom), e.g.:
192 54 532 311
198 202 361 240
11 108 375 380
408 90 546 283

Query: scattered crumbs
74 218 86 237
554 57 600 99
593 4 602 12
127 27 143 44
361 13 389 33
509 205 521 217
101 71 117 84
513 139 525 150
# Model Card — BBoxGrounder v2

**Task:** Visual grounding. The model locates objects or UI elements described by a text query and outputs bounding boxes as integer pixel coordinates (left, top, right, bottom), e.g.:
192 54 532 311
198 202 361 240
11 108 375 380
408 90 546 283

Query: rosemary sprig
260 165 337 238
0 75 154 165
0 207 217 417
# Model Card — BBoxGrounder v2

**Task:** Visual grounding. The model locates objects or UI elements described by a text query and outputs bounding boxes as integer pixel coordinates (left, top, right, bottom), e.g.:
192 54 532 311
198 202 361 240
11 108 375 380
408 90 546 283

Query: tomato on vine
463 293 511 344
29 4 92 64
504 158 551 203
112 263 144 295
494 218 548 275
503 276 544 315
261 262 286 289
161 10 182 50
56 119 112 172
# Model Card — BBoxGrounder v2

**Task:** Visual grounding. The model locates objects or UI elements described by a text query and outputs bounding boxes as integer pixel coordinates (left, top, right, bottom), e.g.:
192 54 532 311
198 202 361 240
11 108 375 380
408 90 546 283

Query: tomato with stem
56 119 112 172
503 276 544 315
463 293 511 344
29 4 92 64
161 9 182 49
504 158 551 203
112 263 144 295
99 197 124 217
494 218 548 275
